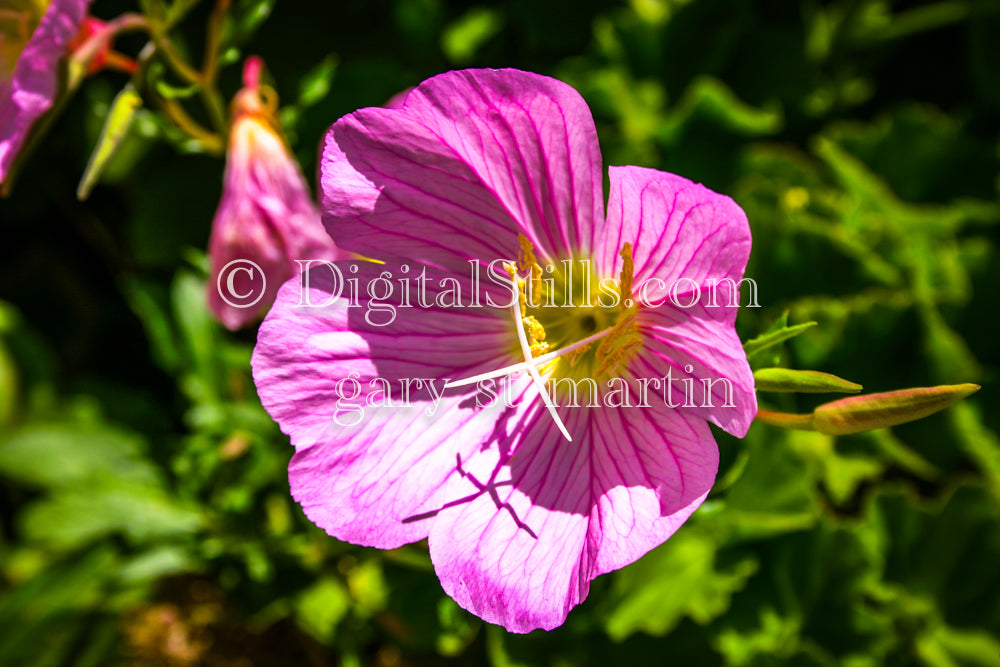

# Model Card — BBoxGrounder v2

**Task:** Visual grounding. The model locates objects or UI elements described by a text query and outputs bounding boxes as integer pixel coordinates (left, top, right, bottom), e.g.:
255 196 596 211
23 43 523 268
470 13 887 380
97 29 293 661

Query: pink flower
0 0 91 190
252 69 756 632
207 57 343 330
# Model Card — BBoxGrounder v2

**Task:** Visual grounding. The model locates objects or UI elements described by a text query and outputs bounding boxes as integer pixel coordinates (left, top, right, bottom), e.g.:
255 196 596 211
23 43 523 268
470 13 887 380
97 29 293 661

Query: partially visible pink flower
253 69 756 632
206 56 344 330
0 0 91 189
384 86 413 109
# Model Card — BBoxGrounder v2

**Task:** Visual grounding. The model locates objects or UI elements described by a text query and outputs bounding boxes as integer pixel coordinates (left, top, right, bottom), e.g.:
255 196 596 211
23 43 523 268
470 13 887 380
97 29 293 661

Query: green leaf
0 338 17 426
297 54 338 109
918 623 1000 667
660 76 784 143
116 546 197 584
152 79 201 100
122 278 181 374
226 0 277 44
744 320 818 359
172 269 225 401
20 482 202 548
346 559 388 615
948 402 1000 505
785 430 884 506
442 8 504 64
722 430 822 537
0 420 203 548
0 422 158 489
604 528 758 639
295 578 350 642
873 485 1000 628
436 597 479 656
0 547 119 667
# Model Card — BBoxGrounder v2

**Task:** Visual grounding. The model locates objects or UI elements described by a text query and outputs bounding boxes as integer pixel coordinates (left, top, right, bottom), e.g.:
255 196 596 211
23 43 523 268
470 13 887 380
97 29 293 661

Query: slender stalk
152 93 224 154
176 0 232 135
145 20 202 84
754 409 816 431
202 0 230 83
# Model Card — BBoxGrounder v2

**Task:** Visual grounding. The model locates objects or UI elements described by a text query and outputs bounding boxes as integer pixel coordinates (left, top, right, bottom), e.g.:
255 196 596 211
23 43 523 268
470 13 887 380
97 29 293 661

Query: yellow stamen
618 242 634 311
517 233 543 305
503 261 528 319
594 310 641 377
524 316 545 342
523 316 550 356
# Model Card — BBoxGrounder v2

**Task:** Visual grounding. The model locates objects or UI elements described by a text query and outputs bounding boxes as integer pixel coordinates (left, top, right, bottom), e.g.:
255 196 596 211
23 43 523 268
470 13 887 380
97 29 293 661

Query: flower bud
206 56 345 329
754 368 862 394
76 82 141 200
812 384 980 435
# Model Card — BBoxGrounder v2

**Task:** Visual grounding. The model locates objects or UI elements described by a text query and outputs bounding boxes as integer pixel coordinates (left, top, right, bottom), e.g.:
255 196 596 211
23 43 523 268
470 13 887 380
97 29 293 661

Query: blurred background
1 0 999 665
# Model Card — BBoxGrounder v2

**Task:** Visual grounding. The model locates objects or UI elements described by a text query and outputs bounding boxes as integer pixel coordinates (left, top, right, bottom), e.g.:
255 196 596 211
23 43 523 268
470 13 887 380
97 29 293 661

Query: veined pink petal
598 165 751 289
632 304 756 437
0 0 91 185
253 261 533 547
430 389 717 633
320 69 604 269
289 384 535 548
600 165 756 436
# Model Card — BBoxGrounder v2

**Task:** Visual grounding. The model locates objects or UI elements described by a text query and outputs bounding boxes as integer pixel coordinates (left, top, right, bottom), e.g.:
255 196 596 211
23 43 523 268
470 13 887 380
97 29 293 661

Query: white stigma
443 270 624 443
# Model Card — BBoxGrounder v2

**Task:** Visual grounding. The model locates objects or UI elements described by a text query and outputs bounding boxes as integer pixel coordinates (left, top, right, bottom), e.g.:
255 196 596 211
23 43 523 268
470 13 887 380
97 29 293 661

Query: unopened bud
77 84 142 200
754 368 862 394
813 384 980 435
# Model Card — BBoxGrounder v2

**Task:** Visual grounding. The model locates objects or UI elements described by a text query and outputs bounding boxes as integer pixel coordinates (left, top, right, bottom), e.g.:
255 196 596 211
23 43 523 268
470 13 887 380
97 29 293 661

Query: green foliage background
1 0 999 665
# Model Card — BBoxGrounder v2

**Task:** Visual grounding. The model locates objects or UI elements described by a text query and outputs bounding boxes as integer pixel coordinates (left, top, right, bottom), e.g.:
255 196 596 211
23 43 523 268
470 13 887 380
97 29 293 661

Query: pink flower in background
207 56 343 330
252 69 756 632
0 0 91 189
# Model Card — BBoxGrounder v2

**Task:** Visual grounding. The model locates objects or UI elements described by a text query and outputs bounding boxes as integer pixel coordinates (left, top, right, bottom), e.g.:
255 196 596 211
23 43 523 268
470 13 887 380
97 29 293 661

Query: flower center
512 234 640 382
0 1 48 81
446 235 641 441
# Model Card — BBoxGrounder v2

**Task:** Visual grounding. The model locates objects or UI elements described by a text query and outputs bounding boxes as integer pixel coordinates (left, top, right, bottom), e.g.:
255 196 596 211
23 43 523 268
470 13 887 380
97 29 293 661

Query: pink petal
384 86 413 109
600 165 756 436
598 165 751 288
0 0 91 183
586 398 717 573
631 304 757 437
320 69 604 269
430 386 718 633
252 261 529 547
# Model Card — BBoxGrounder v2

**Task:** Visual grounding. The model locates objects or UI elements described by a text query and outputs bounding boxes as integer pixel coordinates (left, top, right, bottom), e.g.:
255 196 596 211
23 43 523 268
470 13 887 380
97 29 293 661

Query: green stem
198 0 232 134
152 92 225 154
754 409 816 431
146 19 202 84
